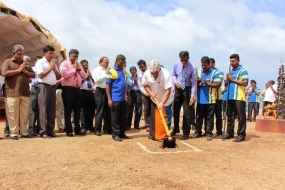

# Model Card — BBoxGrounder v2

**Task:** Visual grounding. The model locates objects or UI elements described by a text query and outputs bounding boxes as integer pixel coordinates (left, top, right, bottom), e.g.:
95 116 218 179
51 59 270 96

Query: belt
38 82 57 87
81 89 93 93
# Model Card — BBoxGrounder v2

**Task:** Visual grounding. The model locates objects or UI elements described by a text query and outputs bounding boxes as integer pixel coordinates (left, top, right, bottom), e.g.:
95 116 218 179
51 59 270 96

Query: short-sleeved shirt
247 86 260 103
1 57 34 97
222 87 228 101
141 68 174 106
106 65 127 102
35 57 58 85
213 68 224 100
228 65 249 101
197 68 221 104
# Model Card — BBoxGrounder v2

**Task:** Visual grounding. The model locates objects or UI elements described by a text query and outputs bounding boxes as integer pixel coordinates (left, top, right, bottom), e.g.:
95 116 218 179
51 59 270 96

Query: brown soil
0 119 284 190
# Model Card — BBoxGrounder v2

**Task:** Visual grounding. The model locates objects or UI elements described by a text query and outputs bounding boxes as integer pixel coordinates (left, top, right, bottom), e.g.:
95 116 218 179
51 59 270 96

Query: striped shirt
197 68 220 104
212 68 224 100
228 65 249 101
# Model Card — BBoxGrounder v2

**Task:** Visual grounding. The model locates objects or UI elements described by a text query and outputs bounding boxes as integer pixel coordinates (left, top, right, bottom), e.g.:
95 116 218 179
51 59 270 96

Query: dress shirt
31 67 39 87
137 71 147 95
172 60 197 98
128 75 140 90
92 65 107 88
60 59 86 87
264 84 277 102
141 67 174 106
35 57 57 85
80 77 95 90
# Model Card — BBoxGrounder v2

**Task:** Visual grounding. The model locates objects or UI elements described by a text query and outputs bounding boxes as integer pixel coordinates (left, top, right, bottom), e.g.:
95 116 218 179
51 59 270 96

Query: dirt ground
0 117 284 190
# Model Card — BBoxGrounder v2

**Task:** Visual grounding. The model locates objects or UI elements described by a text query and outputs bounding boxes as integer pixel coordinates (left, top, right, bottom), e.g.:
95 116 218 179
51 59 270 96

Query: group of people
0 44 276 143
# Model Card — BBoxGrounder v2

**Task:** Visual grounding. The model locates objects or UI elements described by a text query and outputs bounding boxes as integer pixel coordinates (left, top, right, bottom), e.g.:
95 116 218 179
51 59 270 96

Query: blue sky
2 0 285 89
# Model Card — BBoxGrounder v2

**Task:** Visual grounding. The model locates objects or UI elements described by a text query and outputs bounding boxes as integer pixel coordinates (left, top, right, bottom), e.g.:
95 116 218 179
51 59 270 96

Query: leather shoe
113 136 122 141
120 134 132 139
223 134 234 139
233 136 245 142
181 135 189 140
66 132 74 137
21 134 34 138
40 133 51 139
170 130 180 136
95 131 101 136
207 135 213 141
11 136 18 140
4 132 10 137
47 133 57 138
193 133 201 138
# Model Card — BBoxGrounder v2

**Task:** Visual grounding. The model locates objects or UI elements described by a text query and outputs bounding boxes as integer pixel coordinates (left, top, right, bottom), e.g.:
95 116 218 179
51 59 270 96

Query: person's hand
19 63 26 72
158 102 164 110
108 99 113 108
175 82 182 89
150 92 157 99
145 92 150 97
86 69 91 78
189 98 195 106
73 60 79 69
56 80 61 85
133 74 137 82
201 79 207 85
127 96 131 105
50 59 56 70
226 73 234 81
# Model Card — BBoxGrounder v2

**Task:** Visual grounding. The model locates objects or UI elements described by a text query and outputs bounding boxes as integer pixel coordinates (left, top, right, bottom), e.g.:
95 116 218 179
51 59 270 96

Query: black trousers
126 90 142 129
37 83 56 134
28 86 40 133
214 100 223 135
173 87 193 135
62 86 82 134
247 102 259 120
142 94 151 127
111 101 127 137
226 100 246 137
94 87 111 133
196 103 215 135
80 90 95 131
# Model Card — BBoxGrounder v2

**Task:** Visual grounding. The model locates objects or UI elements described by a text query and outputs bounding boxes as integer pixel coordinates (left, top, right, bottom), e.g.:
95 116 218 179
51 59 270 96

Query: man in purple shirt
171 51 197 140
126 66 142 130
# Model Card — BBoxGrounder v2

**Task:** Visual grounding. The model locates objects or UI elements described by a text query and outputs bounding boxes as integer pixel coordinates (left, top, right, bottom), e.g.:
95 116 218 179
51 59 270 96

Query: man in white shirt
28 56 42 136
137 60 151 132
80 59 95 134
35 45 61 138
141 60 174 140
93 56 112 136
263 80 277 112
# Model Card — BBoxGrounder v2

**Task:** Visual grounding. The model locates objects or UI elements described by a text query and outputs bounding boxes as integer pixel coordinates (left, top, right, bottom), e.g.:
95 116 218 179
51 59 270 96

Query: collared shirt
172 60 197 98
141 68 174 106
80 75 95 91
197 68 220 104
1 57 34 97
60 59 86 87
228 65 249 101
92 65 107 88
247 86 260 103
137 71 147 95
35 57 57 85
106 64 127 101
128 75 140 91
212 68 224 100
264 84 277 102
30 67 39 87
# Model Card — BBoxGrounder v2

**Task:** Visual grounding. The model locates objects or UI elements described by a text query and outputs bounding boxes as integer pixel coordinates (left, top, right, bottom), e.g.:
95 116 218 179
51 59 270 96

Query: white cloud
1 0 285 86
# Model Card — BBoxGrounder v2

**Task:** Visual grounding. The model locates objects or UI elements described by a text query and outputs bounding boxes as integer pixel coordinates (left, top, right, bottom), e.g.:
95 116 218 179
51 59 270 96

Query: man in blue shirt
247 80 260 122
210 58 224 138
171 51 197 140
225 54 249 142
106 54 131 141
126 66 142 130
194 56 221 141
